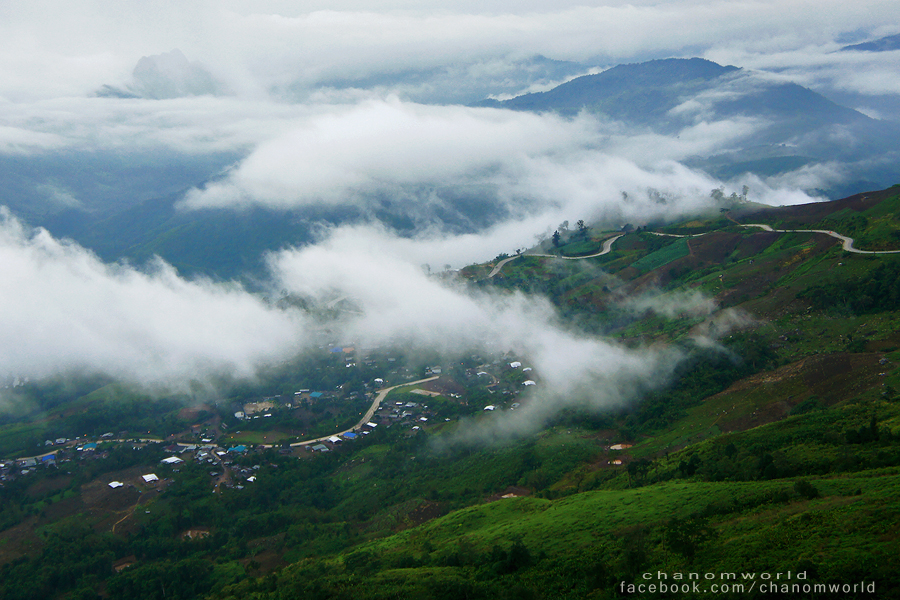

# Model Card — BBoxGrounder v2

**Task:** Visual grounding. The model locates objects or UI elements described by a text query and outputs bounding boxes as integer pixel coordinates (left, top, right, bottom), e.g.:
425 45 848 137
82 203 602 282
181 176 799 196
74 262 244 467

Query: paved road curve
262 375 441 448
739 223 900 254
487 234 625 278
651 223 900 254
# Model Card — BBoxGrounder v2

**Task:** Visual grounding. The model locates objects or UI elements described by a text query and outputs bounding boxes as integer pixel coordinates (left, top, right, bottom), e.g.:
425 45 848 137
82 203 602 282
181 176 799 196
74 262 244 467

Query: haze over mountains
96 49 224 100
841 32 900 53
484 57 900 197
1 0 899 396
17 54 900 282
1 6 900 597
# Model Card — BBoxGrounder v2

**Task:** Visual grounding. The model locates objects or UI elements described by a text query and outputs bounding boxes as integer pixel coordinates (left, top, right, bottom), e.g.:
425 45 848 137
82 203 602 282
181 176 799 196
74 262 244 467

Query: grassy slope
216 469 900 598
3 188 899 599
208 188 900 598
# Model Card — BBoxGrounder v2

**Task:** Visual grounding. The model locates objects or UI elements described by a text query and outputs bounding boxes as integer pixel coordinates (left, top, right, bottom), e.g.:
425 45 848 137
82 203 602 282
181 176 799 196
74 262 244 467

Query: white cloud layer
182 100 596 209
1 1 897 102
0 208 729 437
267 226 698 438
181 97 817 229
0 1 886 216
0 0 889 429
0 210 307 388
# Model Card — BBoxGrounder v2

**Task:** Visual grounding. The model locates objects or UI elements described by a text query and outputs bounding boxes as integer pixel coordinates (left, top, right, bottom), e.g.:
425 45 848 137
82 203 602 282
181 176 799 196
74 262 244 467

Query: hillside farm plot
629 237 690 273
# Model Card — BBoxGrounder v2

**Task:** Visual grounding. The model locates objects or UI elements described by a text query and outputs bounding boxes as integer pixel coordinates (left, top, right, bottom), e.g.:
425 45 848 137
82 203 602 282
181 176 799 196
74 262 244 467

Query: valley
1 186 898 599
5 4 900 598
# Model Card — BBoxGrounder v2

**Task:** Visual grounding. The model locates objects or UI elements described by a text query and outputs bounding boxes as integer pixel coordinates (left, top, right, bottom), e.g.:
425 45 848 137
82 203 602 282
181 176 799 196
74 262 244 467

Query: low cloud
0 209 704 432
444 335 684 448
0 209 308 390
0 203 751 441
689 308 757 350
620 289 718 320
706 42 900 98
267 224 743 444
181 98 812 232
0 95 310 156
181 99 597 210
0 125 69 154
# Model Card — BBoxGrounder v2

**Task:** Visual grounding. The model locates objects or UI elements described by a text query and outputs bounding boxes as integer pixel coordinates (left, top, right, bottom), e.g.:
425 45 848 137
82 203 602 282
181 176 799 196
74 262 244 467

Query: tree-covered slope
1 187 899 599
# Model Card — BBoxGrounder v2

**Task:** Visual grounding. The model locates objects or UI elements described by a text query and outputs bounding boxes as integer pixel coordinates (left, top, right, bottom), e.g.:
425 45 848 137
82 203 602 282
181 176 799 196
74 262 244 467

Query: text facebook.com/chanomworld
619 571 876 595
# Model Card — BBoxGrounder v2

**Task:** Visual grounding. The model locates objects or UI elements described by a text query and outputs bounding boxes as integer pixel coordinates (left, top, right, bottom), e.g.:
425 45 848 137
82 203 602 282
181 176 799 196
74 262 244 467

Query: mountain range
481 58 900 192
11 56 900 281
2 184 898 599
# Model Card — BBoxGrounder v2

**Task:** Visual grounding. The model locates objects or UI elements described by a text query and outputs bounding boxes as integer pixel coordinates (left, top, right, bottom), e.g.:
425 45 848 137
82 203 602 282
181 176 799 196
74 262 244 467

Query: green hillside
1 187 899 599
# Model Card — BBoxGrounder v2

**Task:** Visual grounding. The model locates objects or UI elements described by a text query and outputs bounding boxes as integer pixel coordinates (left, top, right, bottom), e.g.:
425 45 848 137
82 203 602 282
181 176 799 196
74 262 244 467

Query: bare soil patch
177 404 214 421
407 501 446 526
486 486 532 502
737 189 888 225
420 377 466 396
25 474 73 498
713 352 887 433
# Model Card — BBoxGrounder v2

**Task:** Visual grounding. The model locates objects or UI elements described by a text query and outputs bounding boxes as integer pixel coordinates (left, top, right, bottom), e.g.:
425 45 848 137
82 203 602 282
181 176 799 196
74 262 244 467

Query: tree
576 219 589 238
627 458 651 486
551 230 561 247
794 479 819 500
664 516 715 560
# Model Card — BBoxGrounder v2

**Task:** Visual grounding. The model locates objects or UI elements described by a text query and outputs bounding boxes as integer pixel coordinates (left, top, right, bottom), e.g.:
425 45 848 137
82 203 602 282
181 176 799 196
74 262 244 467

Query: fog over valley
1 0 899 427
4 5 900 599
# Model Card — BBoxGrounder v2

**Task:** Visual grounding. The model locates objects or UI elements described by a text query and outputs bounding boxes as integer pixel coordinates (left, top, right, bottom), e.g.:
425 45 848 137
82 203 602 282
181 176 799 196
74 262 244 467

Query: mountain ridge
480 57 899 195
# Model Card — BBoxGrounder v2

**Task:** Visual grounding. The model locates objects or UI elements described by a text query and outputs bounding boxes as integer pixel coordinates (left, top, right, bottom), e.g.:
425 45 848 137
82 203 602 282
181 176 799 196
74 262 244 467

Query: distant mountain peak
480 56 869 128
596 57 741 84
840 33 900 52
475 57 742 122
479 56 897 192
96 49 224 100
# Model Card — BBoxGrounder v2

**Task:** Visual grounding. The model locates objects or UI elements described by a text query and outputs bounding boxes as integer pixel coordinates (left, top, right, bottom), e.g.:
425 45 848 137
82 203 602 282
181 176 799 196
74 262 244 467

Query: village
0 345 542 494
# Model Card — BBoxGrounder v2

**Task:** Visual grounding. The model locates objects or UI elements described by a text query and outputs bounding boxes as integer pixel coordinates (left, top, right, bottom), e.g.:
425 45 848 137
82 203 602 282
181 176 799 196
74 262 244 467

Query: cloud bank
1 1 897 102
179 97 821 244
0 0 890 432
181 99 595 210
0 210 307 389
0 208 727 438
2 1 880 218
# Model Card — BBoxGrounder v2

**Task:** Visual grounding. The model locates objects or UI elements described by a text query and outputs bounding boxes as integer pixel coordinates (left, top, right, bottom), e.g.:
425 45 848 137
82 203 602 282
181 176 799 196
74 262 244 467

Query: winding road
256 375 440 449
487 221 899 279
486 234 625 278
738 223 900 254
650 223 900 254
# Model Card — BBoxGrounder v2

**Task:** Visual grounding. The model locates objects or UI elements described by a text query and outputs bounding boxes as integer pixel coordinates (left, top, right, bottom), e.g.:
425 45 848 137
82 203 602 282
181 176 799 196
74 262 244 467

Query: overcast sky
0 1 897 417
2 1 898 101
